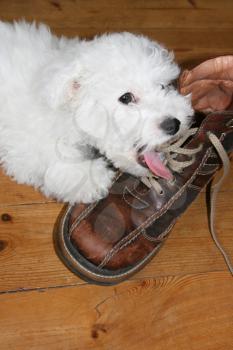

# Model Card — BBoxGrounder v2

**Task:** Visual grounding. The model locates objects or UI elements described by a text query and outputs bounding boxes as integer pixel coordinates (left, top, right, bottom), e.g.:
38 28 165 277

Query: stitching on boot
70 202 98 233
99 147 212 267
197 167 219 176
98 230 142 268
188 183 202 191
142 221 175 242
70 171 122 232
123 186 149 209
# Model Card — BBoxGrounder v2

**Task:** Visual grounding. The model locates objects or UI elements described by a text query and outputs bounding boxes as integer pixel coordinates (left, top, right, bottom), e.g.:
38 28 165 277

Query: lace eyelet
221 132 226 138
226 119 233 128
168 177 176 185
159 189 165 196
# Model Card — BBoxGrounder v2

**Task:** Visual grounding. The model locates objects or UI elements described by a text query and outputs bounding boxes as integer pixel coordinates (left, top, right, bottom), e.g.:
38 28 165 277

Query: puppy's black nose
160 117 181 135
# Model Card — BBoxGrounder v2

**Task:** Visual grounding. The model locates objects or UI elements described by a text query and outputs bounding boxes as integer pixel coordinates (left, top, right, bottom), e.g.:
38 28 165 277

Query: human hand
179 56 233 112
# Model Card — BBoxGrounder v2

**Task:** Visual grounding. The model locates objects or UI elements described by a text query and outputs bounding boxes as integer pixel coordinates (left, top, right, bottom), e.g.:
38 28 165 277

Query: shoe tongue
143 151 173 180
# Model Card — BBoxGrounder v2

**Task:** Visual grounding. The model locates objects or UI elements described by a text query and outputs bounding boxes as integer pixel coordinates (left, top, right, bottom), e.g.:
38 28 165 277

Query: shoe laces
141 127 201 194
141 128 233 275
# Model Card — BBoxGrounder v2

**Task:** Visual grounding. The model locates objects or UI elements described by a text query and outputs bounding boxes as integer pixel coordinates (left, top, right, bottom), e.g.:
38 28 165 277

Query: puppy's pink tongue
143 151 173 180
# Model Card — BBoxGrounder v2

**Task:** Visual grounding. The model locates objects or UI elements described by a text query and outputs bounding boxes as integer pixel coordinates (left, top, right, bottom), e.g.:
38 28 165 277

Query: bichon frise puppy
0 21 193 203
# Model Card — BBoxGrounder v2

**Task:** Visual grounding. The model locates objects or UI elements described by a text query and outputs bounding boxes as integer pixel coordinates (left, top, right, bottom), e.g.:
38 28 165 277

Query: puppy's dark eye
119 92 135 105
170 80 178 89
160 84 165 90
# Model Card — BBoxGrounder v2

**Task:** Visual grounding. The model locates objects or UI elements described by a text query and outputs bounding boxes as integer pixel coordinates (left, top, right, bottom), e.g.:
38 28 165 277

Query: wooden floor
0 1 233 349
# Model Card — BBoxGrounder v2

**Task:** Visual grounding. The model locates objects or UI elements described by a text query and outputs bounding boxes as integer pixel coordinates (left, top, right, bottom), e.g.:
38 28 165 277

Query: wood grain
0 182 232 292
0 272 232 350
0 169 56 206
0 1 233 349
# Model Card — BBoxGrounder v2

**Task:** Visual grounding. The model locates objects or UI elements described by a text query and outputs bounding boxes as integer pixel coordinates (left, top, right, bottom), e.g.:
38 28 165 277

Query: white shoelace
141 129 233 275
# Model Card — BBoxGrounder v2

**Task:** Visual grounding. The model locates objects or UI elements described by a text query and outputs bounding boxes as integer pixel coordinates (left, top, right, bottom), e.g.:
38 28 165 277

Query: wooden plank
0 189 232 292
1 0 233 13
46 27 233 61
0 169 56 206
0 271 232 350
0 0 192 12
0 0 233 30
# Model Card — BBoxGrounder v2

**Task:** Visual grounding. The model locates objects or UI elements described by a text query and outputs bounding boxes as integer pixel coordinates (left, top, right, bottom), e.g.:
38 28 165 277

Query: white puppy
0 21 193 203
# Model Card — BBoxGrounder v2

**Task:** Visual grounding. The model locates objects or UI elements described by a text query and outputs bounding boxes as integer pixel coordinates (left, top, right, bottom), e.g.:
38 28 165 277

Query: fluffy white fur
0 21 193 203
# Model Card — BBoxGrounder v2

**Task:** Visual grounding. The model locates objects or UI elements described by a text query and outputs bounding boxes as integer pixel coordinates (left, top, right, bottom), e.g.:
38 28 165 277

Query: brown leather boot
54 112 233 285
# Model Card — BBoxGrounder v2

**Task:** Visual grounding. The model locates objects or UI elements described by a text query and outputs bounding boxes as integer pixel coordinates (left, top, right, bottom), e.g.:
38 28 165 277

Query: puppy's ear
35 58 82 109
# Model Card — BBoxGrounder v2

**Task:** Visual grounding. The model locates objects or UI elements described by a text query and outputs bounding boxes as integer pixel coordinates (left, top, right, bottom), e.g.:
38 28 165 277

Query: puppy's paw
78 158 116 203
43 158 116 204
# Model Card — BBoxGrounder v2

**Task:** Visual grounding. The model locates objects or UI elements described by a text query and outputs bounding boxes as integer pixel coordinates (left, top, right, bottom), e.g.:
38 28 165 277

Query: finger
181 56 233 86
181 80 233 111
220 80 233 90
180 79 233 98
180 79 220 97
179 70 190 89
194 90 232 112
